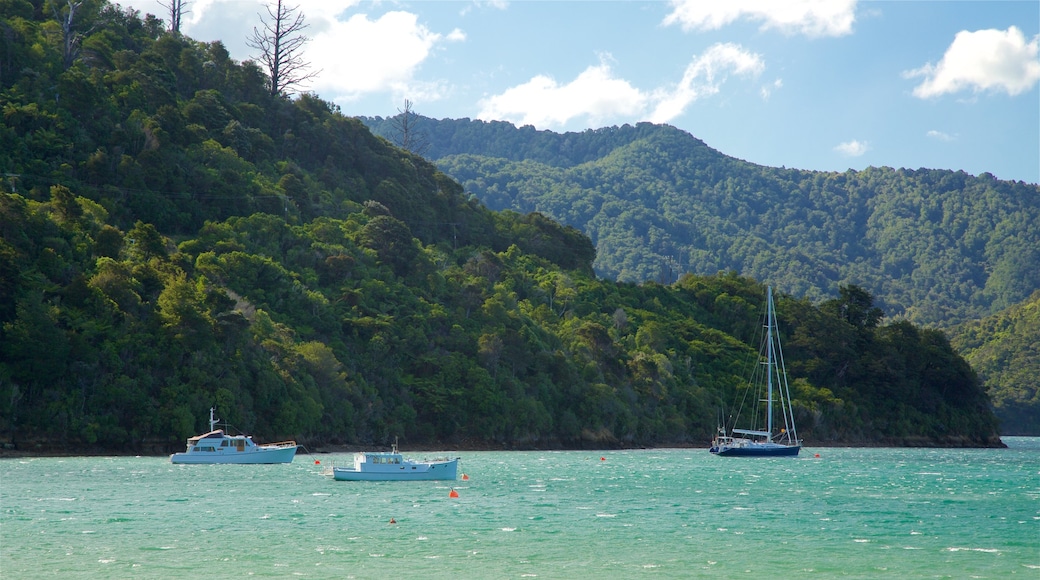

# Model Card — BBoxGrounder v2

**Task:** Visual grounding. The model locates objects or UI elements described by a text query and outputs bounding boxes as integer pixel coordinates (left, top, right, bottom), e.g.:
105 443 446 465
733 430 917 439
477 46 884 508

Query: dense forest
361 116 1040 435
949 291 1040 435
361 116 1040 330
0 1 1004 452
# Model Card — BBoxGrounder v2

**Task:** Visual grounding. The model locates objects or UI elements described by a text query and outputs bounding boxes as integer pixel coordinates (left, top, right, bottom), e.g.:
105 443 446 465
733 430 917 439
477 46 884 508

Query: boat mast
209 407 219 432
765 286 774 441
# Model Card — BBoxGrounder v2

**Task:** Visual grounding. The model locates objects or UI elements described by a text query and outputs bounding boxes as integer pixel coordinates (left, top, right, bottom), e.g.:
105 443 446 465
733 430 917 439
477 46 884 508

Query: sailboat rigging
710 286 801 457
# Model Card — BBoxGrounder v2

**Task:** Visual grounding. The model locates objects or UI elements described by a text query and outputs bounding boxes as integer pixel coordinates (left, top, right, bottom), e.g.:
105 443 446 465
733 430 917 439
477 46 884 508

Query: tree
390 100 430 157
246 0 318 97
126 221 168 261
358 215 419 277
53 0 99 70
822 285 884 329
157 0 190 34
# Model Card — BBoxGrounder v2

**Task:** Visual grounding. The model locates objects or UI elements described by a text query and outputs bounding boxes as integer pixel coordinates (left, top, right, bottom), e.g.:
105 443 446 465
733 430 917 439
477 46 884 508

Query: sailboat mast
765 286 774 440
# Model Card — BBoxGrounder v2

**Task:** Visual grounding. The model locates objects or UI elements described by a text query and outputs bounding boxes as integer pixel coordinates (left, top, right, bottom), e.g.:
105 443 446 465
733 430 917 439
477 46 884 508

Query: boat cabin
184 430 257 454
352 451 435 472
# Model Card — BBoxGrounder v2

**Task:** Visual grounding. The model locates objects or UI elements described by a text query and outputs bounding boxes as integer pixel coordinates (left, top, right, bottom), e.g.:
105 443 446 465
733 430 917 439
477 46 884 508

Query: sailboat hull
710 443 800 457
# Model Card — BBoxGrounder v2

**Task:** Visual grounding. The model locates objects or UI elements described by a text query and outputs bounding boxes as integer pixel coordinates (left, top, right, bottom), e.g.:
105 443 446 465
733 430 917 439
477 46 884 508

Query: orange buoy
389 517 396 524
814 453 820 458
314 460 320 464
461 473 469 481
449 488 459 498
600 457 605 461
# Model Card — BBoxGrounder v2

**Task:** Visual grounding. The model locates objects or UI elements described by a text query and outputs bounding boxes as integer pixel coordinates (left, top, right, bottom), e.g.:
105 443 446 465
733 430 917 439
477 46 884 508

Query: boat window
221 440 228 447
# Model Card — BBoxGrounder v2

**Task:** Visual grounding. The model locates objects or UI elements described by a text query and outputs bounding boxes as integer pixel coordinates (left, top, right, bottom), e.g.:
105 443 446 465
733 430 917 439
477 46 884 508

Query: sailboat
710 286 801 457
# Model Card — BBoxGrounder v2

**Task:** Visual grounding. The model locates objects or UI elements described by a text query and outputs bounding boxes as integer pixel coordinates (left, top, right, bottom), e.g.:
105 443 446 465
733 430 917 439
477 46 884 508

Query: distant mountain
361 116 1040 330
361 115 1040 434
949 291 1040 434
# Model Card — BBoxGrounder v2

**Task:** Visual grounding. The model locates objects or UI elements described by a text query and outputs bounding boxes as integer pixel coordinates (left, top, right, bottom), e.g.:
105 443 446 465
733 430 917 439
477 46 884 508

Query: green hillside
362 115 1040 435
0 1 1003 451
949 291 1040 434
362 116 1040 330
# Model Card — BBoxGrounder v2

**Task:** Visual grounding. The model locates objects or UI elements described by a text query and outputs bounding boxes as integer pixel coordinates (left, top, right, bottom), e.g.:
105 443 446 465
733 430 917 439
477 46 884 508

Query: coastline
0 434 1011 459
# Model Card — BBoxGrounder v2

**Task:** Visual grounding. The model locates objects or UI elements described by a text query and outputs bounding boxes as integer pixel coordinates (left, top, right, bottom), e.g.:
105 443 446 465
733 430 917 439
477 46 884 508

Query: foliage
361 116 1040 331
0 3 1005 451
362 115 1040 435
949 291 1040 434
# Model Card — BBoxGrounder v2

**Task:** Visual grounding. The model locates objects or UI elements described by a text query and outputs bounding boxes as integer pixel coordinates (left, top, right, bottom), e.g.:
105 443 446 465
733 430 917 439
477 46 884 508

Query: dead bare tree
246 0 318 97
390 100 431 157
157 0 191 35
53 0 97 70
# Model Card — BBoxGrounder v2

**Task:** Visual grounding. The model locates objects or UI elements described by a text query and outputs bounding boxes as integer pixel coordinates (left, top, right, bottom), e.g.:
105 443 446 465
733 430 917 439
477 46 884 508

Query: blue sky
127 1 1039 184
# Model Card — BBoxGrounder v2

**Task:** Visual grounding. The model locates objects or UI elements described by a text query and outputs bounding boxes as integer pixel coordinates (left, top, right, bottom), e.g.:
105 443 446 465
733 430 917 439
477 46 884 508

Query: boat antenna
209 407 219 432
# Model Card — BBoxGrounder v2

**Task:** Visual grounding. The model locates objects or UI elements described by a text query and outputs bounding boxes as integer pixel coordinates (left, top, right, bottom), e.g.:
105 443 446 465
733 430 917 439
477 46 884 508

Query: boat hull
332 458 458 481
170 446 297 464
710 444 800 457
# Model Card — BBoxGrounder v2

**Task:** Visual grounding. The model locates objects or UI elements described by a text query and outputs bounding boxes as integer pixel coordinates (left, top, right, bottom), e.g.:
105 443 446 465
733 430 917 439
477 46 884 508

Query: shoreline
0 436 1013 459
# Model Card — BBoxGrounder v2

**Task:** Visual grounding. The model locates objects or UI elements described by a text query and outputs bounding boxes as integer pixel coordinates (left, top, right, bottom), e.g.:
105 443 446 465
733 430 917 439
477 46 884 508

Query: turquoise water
2 439 1037 578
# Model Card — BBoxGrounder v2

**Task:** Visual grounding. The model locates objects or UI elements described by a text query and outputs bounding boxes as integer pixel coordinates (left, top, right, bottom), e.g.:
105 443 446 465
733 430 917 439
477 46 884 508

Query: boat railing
425 456 459 462
262 440 297 448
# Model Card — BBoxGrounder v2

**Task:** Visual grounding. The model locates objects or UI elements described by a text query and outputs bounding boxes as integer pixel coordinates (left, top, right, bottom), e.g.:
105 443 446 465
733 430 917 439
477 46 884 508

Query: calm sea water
2 439 1037 579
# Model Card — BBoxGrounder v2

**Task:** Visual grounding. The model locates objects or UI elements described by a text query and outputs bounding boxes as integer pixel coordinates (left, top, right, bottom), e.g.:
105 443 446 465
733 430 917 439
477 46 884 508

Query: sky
125 1 1040 184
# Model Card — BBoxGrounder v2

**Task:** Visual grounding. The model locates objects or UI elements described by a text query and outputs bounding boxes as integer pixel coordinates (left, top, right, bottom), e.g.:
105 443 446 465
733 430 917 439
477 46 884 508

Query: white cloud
761 78 783 99
308 11 460 102
180 1 357 31
477 57 647 128
663 0 857 38
650 43 765 122
478 44 763 130
835 140 869 157
926 130 956 142
127 1 460 103
460 1 509 17
905 26 1040 98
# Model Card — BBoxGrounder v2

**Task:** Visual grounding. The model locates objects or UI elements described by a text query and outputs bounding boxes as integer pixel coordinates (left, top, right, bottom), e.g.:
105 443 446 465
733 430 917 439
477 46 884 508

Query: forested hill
0 2 1004 451
361 116 1040 330
949 291 1040 435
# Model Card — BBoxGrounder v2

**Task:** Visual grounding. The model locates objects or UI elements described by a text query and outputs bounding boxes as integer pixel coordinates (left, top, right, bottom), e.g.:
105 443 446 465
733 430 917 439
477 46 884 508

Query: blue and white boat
710 286 802 457
329 440 459 481
170 408 298 464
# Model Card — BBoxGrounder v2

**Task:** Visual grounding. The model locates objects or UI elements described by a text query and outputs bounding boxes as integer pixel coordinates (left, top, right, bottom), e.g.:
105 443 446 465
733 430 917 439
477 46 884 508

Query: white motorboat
170 408 297 464
329 440 458 481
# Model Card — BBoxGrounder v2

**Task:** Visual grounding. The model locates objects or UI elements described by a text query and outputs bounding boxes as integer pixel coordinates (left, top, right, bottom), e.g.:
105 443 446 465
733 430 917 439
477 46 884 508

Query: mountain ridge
362 114 1039 434
361 115 1040 329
